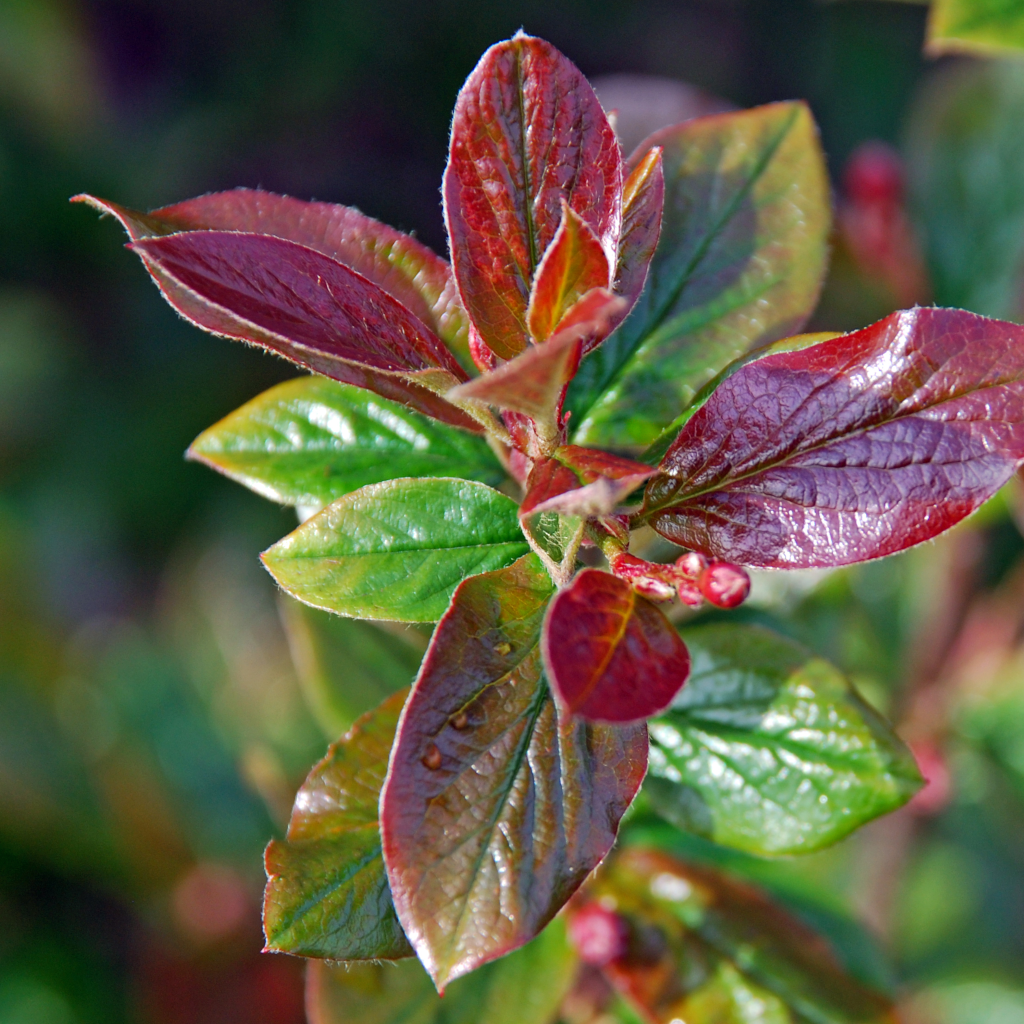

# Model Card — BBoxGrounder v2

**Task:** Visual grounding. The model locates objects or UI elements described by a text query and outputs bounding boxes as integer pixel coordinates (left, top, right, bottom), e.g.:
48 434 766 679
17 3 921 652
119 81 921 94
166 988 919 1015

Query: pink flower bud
674 551 708 580
568 903 629 965
698 562 750 609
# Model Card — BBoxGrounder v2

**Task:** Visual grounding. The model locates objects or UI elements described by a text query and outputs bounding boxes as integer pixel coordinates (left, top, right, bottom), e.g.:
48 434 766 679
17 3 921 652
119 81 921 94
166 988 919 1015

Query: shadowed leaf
263 688 413 960
542 569 690 723
262 478 528 622
279 599 424 739
188 376 504 509
583 847 896 1024
444 32 623 360
380 554 647 990
521 447 654 517
568 102 830 447
528 202 612 342
646 307 1024 568
306 919 577 1024
646 624 922 856
72 190 472 368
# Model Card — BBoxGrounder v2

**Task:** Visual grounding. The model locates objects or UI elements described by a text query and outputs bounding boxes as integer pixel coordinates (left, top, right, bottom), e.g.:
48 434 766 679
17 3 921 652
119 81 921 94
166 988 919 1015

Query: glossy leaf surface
542 569 690 723
647 308 1024 568
646 624 922 855
448 326 582 425
306 919 576 1024
927 0 1024 56
188 376 504 509
262 479 528 622
586 848 895 1024
444 33 622 359
381 554 647 989
527 203 612 342
608 146 665 350
129 231 482 433
73 190 472 366
569 102 830 447
263 688 412 960
279 600 423 738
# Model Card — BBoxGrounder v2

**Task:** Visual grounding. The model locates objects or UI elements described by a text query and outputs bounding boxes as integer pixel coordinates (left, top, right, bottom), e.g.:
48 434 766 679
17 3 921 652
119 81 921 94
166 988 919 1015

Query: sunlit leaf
188 377 504 508
645 624 922 856
542 569 689 723
583 847 896 1024
263 689 412 960
306 918 576 1024
262 478 529 622
72 190 472 368
528 203 612 342
568 102 830 447
646 308 1024 568
380 554 647 989
444 32 623 360
927 0 1024 55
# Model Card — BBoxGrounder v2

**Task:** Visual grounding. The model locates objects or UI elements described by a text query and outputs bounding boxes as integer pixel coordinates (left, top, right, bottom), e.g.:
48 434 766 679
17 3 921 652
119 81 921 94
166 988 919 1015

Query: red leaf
598 146 664 355
542 569 690 723
380 554 647 991
520 447 655 517
647 308 1024 568
448 290 627 431
73 190 470 364
131 231 483 432
527 202 612 342
444 32 623 360
520 457 582 516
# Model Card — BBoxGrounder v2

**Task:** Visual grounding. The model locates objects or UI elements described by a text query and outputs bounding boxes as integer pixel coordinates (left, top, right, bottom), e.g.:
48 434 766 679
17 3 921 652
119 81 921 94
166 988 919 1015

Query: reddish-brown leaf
444 32 623 360
597 146 664 355
73 190 471 365
520 447 655 517
447 327 582 426
542 569 690 722
646 308 1024 568
448 290 627 431
380 554 647 991
130 231 483 432
528 202 612 342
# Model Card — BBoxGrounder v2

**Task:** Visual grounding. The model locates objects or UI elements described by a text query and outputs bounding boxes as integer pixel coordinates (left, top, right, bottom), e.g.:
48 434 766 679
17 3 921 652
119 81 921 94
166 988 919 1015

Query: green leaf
189 377 504 510
279 598 424 739
380 554 648 989
906 60 1024 320
645 624 922 855
306 918 577 1024
261 478 529 622
263 688 412 960
586 847 896 1024
927 0 1024 55
567 101 830 448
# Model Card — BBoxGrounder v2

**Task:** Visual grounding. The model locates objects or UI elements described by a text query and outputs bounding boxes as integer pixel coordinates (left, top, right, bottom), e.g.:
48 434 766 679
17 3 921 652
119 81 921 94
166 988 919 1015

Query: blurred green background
5 0 1024 1021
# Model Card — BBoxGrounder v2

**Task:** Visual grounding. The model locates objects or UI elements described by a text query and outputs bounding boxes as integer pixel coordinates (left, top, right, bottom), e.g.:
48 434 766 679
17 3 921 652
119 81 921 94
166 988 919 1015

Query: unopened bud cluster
609 551 750 609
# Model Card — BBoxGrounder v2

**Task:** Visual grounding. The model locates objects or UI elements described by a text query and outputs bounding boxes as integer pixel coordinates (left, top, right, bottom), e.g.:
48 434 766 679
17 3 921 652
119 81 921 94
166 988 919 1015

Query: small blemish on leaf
451 711 470 730
494 641 512 655
422 743 442 770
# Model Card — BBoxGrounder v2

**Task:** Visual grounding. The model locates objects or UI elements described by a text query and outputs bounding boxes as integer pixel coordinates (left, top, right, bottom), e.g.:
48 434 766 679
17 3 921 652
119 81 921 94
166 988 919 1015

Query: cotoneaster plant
77 31 1024 1016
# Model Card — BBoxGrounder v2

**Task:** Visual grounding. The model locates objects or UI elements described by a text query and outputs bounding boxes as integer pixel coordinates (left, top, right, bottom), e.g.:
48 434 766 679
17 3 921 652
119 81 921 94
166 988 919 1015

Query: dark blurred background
8 2 1024 1022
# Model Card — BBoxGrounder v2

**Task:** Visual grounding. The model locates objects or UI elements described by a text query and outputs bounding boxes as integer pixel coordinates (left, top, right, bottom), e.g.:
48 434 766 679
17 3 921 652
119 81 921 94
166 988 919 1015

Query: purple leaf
647 307 1024 567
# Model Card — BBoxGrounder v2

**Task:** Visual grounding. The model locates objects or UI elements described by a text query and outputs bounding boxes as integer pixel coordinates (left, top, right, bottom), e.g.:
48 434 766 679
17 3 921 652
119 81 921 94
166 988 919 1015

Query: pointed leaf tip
444 33 623 361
